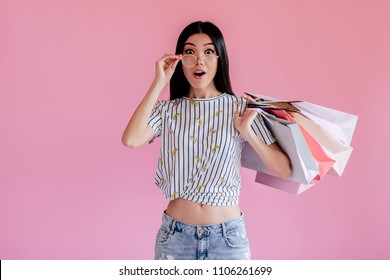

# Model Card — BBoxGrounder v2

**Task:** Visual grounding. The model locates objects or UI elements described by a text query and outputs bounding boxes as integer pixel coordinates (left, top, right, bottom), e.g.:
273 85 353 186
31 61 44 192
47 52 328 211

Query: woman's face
181 33 219 93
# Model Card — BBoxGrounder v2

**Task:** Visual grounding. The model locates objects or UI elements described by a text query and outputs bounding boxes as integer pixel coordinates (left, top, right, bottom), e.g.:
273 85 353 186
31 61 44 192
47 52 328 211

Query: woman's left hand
233 109 257 139
233 94 258 139
234 95 291 179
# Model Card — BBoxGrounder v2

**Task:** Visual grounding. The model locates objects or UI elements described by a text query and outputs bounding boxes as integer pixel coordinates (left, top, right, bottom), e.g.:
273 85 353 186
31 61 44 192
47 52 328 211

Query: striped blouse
147 93 275 206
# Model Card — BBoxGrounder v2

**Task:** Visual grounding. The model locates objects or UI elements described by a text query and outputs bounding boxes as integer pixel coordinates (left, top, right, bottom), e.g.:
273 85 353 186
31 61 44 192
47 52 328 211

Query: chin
189 80 214 90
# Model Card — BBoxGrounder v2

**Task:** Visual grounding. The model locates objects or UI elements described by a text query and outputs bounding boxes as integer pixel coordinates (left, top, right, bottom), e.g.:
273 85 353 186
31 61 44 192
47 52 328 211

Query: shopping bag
241 109 319 184
290 112 353 176
268 109 335 180
293 102 358 146
246 92 358 146
255 172 315 195
245 92 358 177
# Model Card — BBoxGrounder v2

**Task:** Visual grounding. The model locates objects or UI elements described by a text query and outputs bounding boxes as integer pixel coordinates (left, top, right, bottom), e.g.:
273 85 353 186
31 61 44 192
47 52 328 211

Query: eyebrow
184 42 215 47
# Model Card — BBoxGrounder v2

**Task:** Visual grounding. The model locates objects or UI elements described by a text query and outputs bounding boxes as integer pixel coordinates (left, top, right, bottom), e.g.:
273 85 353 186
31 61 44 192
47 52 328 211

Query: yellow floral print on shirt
212 146 220 153
172 113 180 120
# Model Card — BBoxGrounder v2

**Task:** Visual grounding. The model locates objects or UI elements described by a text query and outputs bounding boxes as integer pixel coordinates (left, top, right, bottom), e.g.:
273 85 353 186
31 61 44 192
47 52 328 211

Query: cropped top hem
159 187 240 207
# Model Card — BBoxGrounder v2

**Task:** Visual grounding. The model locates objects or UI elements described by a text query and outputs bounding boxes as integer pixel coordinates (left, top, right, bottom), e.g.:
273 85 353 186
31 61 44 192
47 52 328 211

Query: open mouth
194 71 206 77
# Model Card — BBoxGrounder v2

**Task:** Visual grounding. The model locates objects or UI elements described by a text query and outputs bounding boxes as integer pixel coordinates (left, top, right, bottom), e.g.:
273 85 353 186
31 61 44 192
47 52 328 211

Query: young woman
122 21 291 260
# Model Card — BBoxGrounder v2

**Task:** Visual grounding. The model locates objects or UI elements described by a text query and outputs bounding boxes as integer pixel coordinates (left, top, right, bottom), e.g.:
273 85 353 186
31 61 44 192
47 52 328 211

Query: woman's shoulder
223 93 247 105
153 98 186 113
156 98 183 106
224 92 244 99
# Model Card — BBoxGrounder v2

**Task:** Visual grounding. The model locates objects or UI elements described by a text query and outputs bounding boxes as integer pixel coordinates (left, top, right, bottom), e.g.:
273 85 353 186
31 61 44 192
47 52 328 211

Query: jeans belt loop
170 220 176 234
221 222 227 237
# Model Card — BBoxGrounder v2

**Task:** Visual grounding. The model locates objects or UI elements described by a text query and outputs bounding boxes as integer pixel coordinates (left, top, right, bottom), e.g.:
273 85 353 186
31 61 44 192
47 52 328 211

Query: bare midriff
165 198 241 225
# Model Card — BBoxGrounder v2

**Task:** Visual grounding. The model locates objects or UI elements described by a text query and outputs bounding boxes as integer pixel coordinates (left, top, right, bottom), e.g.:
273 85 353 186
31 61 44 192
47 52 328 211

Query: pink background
1 0 389 260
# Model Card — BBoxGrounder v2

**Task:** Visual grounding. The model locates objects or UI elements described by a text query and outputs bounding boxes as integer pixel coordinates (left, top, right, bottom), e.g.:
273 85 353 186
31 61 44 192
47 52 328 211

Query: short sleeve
238 97 275 145
147 101 164 140
251 113 276 145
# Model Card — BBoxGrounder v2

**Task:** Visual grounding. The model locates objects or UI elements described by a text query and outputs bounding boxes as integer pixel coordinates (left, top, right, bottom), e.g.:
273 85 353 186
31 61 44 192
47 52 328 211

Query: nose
196 55 204 65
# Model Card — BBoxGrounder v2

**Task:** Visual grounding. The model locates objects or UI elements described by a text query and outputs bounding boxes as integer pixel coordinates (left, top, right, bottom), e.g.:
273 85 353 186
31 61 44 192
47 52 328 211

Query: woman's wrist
151 77 168 92
238 124 254 140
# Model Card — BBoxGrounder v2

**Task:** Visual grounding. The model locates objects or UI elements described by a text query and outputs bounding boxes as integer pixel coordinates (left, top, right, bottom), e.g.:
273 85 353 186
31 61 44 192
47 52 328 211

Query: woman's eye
205 49 215 55
184 49 194 55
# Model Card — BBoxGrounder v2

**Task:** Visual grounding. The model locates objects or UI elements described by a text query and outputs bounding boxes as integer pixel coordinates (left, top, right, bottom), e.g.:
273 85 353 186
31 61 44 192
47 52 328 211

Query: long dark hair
170 21 234 100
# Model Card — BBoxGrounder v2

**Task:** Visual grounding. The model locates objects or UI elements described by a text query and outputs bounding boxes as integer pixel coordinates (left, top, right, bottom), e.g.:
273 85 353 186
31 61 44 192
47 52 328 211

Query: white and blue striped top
148 93 275 206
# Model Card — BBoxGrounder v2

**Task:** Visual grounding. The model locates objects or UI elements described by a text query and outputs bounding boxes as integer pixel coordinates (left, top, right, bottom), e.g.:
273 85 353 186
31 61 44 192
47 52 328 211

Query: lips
194 70 206 78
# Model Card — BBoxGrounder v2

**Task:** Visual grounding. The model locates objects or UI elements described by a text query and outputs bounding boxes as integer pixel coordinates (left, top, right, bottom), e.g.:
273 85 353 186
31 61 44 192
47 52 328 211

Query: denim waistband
161 212 245 238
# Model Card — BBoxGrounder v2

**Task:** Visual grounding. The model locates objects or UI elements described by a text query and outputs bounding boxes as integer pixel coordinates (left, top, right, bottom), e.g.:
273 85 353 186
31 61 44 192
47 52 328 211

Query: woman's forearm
244 130 291 179
122 54 182 148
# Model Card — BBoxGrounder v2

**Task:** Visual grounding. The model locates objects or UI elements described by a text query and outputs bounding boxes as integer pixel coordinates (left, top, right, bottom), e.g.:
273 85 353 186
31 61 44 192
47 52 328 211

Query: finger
160 53 178 60
171 54 183 70
242 109 258 122
233 110 241 118
158 54 180 66
243 94 257 103
245 108 257 113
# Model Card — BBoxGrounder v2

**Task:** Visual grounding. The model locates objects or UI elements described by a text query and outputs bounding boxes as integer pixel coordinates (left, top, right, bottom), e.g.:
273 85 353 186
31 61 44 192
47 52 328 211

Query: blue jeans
154 212 251 260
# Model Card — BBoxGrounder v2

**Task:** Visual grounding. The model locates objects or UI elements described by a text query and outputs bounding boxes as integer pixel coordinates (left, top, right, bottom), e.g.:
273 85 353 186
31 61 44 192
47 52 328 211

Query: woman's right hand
122 53 182 148
155 54 182 85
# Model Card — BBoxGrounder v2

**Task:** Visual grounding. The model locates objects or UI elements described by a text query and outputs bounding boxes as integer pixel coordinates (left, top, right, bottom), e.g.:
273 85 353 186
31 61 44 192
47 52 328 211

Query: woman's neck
188 87 221 99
